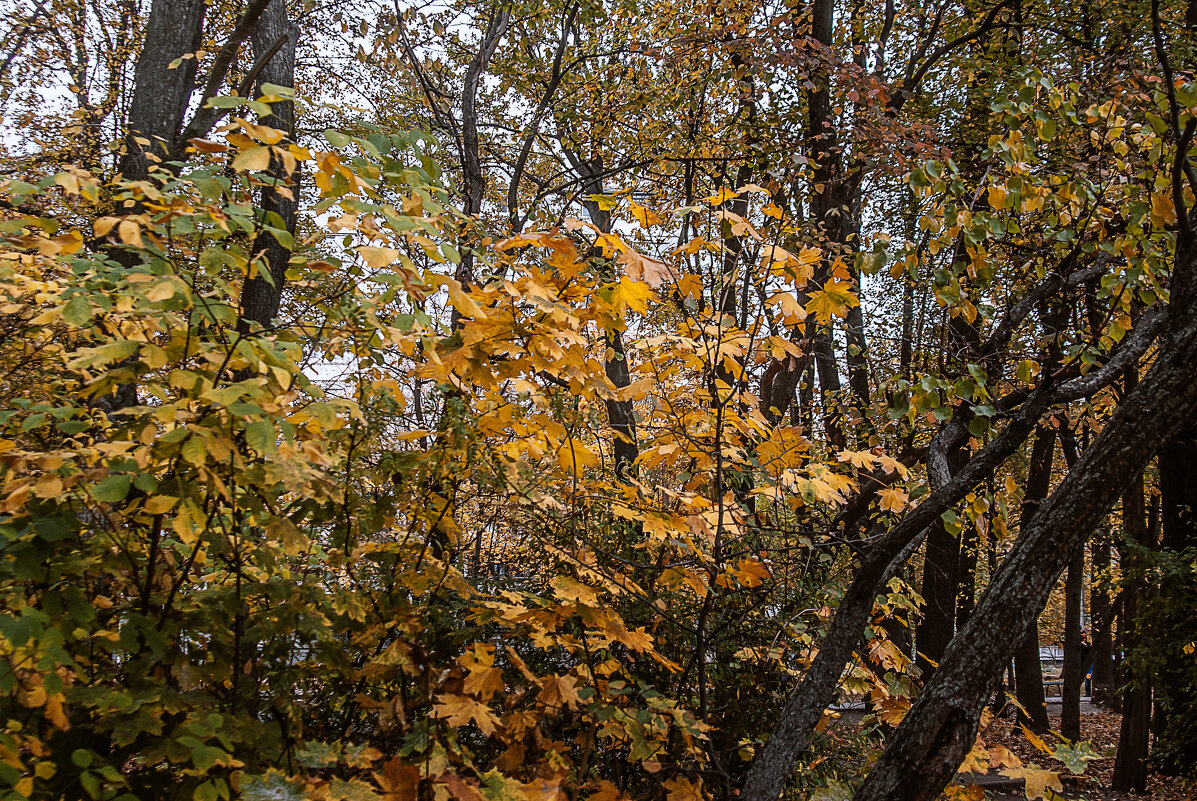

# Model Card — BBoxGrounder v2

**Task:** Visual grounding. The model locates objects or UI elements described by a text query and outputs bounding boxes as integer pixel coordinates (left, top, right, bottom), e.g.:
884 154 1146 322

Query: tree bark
119 0 206 181
850 294 1197 800
1012 426 1055 734
1059 422 1084 741
238 0 298 332
1113 472 1151 792
1089 532 1117 708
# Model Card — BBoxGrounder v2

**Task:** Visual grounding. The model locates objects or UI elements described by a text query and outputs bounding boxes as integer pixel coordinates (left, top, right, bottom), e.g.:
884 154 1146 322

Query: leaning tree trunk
850 293 1197 799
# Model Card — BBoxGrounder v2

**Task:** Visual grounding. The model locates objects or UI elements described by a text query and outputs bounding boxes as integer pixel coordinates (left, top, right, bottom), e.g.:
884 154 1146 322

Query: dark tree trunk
238 0 298 332
917 520 958 678
1059 422 1084 741
1150 425 1197 775
120 0 206 181
1061 546 1084 741
1012 427 1056 734
1089 533 1117 708
1112 472 1151 792
850 296 1197 801
955 522 979 630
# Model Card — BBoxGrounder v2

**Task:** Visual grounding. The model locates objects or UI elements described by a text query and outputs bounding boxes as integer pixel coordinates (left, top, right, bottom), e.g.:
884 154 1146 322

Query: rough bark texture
237 0 298 332
739 387 1057 801
1061 546 1084 741
851 304 1197 801
916 519 958 678
120 0 206 181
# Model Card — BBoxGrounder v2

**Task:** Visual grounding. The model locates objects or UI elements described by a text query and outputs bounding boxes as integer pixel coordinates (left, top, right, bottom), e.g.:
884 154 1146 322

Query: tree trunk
1112 472 1151 792
1061 545 1084 741
916 520 958 678
849 289 1197 800
1089 533 1117 708
1059 422 1084 741
1013 426 1056 734
238 0 298 332
1150 425 1197 775
120 0 206 181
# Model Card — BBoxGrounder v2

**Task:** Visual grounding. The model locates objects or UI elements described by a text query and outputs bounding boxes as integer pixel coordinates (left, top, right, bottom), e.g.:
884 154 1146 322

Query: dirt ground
973 710 1194 800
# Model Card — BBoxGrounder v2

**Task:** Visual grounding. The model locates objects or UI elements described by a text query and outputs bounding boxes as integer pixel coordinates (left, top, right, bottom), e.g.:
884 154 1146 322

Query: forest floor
970 710 1194 800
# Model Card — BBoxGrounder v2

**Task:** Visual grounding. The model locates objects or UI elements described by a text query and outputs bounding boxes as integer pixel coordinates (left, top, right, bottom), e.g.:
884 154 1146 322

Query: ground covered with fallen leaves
971 710 1195 800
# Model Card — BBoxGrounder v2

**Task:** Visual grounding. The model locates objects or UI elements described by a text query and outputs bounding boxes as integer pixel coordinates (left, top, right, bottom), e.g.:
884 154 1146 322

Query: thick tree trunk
120 0 206 181
850 296 1197 801
1149 425 1197 775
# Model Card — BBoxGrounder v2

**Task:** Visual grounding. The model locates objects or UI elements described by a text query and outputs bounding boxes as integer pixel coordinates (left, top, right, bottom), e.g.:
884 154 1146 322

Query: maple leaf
957 740 989 774
459 643 505 700
766 291 808 324
664 777 705 801
999 765 1062 800
374 757 420 800
551 575 600 605
538 674 580 710
442 773 487 801
878 487 909 513
805 278 859 324
610 277 653 314
618 250 673 288
432 693 501 736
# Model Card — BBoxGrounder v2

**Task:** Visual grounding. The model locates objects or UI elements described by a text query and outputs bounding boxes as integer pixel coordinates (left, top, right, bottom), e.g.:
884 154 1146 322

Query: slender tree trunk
916 520 958 678
1059 422 1084 740
1013 427 1055 734
1089 532 1117 708
1061 546 1084 741
238 0 298 332
1113 470 1151 792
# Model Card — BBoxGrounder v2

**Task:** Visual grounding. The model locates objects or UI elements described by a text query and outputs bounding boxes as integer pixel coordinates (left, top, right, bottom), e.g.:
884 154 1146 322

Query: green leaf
1053 741 1099 773
245 421 276 455
91 475 131 503
324 129 351 148
62 295 92 326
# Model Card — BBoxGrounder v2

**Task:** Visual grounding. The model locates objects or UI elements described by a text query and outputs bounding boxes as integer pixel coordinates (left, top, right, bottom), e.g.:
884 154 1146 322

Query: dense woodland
0 0 1195 799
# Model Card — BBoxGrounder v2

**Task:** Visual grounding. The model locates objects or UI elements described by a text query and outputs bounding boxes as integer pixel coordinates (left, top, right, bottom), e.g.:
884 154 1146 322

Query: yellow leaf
1151 192 1178 227
766 292 807 324
988 184 1008 210
999 765 1062 800
357 246 399 270
118 219 143 248
805 278 858 324
432 693 501 736
445 278 488 321
629 199 663 228
551 575 599 606
878 488 908 513
703 186 739 206
233 145 271 172
144 496 177 514
611 278 653 315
